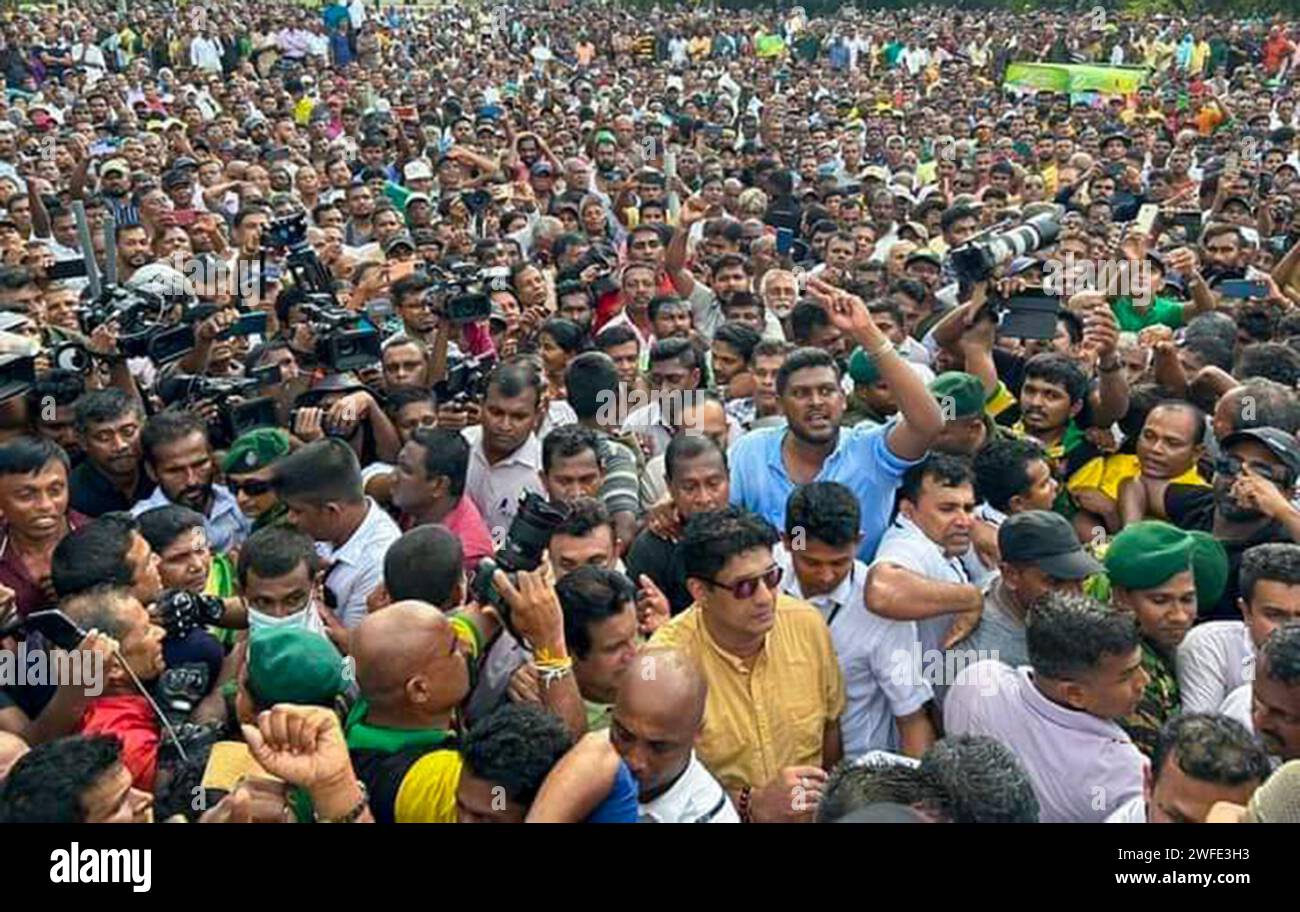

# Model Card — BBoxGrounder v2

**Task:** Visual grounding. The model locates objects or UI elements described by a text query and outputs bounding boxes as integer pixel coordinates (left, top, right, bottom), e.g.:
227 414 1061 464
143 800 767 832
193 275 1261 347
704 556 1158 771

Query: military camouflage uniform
1119 639 1180 757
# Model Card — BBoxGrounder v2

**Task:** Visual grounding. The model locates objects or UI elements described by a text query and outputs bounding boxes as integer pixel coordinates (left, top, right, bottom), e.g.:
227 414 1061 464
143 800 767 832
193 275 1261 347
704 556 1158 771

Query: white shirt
944 661 1146 823
1218 683 1254 732
462 426 546 538
869 514 992 660
132 484 251 554
776 544 932 757
316 497 401 628
1176 621 1254 713
190 36 223 73
639 752 739 823
1105 795 1147 823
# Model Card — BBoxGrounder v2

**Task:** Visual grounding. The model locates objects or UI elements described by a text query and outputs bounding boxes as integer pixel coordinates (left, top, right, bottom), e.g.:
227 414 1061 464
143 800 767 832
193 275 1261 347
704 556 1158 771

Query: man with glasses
222 428 292 534
1167 427 1300 619
651 506 845 823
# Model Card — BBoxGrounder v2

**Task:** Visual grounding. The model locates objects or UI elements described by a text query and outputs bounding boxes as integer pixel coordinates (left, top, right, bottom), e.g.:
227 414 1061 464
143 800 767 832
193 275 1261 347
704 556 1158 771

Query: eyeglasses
1214 455 1289 485
227 478 273 497
702 565 783 600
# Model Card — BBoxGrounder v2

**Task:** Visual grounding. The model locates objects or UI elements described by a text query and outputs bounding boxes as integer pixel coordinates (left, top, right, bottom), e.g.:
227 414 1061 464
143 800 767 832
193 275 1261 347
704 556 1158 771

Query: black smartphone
45 259 89 280
248 363 283 386
219 311 269 339
148 324 197 364
25 609 87 650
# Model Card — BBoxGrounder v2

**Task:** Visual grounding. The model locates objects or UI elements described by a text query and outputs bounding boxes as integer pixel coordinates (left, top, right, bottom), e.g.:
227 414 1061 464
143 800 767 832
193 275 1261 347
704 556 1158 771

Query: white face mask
248 601 314 633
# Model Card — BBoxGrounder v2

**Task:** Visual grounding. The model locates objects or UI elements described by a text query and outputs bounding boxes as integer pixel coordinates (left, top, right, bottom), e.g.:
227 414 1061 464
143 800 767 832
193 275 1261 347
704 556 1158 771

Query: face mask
248 601 314 633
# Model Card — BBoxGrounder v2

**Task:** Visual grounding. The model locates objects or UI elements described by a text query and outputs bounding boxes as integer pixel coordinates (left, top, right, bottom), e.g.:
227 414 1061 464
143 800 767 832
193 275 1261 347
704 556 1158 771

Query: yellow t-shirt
649 595 845 793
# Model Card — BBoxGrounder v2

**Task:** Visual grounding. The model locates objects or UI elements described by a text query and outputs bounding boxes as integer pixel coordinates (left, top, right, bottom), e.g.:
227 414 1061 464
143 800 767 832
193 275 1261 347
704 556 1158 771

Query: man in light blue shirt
727 280 943 562
131 412 251 555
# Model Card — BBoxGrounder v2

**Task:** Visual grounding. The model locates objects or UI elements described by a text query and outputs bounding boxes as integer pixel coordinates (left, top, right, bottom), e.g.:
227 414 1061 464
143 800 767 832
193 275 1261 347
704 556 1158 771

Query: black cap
997 511 1102 579
1220 427 1300 479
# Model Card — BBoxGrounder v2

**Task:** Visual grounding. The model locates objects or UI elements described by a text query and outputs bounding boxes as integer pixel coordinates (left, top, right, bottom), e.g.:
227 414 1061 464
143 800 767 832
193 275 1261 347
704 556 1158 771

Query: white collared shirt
869 514 992 660
639 752 739 824
462 426 546 538
316 497 401 629
944 661 1147 823
775 543 932 757
1176 621 1255 714
132 484 251 554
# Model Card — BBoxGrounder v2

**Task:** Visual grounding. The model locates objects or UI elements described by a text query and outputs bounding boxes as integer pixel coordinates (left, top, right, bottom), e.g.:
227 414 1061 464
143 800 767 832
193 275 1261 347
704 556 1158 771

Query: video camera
298 300 383 373
79 285 182 360
157 373 279 446
424 261 498 324
470 493 570 644
260 210 337 307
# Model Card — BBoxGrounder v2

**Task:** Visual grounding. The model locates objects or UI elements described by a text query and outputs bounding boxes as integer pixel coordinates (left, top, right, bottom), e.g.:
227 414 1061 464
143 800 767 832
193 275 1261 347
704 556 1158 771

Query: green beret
1105 521 1228 608
247 627 345 707
1188 531 1229 610
848 346 882 386
222 428 291 475
930 371 985 421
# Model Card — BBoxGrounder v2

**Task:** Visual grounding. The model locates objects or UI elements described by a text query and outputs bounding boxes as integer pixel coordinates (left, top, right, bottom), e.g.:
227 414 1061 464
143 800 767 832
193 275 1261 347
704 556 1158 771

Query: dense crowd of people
0 0 1298 824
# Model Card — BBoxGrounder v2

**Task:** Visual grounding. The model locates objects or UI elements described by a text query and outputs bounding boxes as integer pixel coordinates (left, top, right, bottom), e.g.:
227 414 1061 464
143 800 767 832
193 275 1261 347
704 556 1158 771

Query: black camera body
433 352 495 405
299 299 383 373
80 285 175 359
158 374 279 445
470 493 570 643
426 262 495 325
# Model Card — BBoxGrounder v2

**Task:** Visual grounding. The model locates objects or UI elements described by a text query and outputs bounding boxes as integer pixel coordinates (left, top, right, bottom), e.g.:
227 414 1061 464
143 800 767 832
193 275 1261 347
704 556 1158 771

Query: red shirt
80 695 160 792
0 511 90 618
401 496 496 574
441 496 496 573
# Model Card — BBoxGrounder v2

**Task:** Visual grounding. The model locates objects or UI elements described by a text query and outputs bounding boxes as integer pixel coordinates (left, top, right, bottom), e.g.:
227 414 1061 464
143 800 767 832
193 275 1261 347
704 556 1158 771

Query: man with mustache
728 282 943 562
130 411 250 556
1219 621 1300 765
1166 427 1300 620
1103 521 1229 758
68 390 153 519
0 437 89 619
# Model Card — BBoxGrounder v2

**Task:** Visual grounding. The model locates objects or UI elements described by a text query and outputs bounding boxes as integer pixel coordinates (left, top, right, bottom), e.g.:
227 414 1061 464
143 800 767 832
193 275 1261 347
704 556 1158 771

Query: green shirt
1119 639 1180 758
585 698 612 731
1110 295 1185 332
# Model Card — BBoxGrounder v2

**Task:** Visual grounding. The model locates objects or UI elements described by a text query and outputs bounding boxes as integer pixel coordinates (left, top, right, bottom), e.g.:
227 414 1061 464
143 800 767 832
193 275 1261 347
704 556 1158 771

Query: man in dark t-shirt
1166 427 1300 620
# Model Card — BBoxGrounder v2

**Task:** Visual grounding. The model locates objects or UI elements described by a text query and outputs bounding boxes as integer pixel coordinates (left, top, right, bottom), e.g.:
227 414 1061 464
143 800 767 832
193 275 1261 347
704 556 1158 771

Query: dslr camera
470 493 570 642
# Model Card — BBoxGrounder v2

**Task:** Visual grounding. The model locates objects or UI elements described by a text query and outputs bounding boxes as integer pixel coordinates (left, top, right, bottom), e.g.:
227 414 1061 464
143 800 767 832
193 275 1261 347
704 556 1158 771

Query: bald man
615 646 738 822
344 600 478 823
528 646 739 823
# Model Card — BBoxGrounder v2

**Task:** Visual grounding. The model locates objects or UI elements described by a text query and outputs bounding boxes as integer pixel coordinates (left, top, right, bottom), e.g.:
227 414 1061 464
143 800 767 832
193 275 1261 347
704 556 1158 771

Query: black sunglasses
1215 455 1289 485
227 478 273 497
703 565 783 600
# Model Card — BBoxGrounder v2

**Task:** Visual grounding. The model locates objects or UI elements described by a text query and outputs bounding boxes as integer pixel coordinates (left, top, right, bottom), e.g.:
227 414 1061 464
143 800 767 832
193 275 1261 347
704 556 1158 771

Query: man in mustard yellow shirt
651 506 846 823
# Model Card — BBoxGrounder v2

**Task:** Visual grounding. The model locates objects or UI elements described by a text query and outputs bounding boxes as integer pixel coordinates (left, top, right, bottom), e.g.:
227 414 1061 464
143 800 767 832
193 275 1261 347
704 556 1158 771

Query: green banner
1004 62 1150 96
755 34 787 58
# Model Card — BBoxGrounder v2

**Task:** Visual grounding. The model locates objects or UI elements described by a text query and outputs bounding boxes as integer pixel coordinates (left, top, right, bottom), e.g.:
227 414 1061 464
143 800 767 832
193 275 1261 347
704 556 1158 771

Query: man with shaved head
530 645 738 823
614 645 738 822
346 565 586 821
345 599 473 823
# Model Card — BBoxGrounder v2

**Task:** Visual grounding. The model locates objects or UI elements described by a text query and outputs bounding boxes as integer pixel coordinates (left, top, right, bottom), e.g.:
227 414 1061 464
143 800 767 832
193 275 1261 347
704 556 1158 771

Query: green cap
247 627 346 707
1104 521 1228 607
930 371 985 420
222 427 291 475
848 346 881 386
